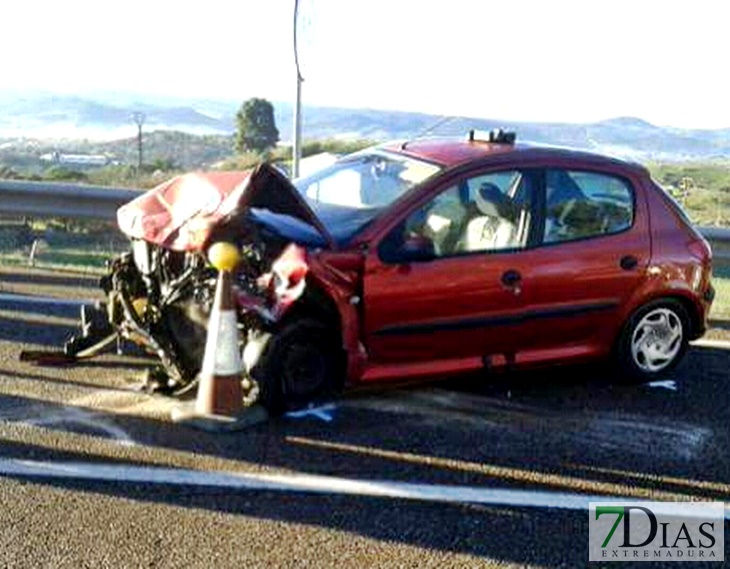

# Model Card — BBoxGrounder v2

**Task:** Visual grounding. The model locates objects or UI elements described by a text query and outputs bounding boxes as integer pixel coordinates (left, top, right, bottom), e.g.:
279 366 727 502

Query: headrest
475 182 507 217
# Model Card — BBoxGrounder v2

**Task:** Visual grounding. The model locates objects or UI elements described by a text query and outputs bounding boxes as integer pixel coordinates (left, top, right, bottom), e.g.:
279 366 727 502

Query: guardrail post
28 239 40 267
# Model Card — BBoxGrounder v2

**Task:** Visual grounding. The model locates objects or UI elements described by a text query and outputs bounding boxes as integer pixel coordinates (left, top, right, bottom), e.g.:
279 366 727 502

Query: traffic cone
194 268 244 416
172 242 268 431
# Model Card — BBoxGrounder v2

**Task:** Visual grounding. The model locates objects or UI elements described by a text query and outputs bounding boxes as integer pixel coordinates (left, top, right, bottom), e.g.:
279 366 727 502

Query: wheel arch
279 278 342 332
622 291 702 343
275 279 348 391
611 294 694 382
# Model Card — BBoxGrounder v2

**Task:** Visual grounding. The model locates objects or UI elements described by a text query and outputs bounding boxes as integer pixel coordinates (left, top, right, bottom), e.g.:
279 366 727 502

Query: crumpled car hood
117 163 334 251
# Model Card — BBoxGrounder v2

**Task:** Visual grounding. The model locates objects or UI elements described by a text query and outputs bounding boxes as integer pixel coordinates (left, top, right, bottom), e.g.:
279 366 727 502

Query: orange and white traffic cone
194 265 244 416
172 242 267 430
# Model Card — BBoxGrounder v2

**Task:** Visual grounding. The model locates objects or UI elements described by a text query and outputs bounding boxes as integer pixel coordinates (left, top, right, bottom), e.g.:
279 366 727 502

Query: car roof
379 137 648 176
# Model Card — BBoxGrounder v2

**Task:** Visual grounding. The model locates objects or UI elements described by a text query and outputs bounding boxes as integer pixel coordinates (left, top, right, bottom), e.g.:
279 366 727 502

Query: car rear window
543 169 635 244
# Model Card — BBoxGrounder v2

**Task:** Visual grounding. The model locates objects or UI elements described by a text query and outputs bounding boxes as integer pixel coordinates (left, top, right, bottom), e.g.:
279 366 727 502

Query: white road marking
25 409 135 447
0 458 727 517
285 403 336 422
646 380 678 391
692 338 730 350
0 293 91 307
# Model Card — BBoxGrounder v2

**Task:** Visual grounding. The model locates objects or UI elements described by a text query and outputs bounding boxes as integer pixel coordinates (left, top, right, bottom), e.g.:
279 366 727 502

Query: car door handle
620 255 639 271
501 269 522 287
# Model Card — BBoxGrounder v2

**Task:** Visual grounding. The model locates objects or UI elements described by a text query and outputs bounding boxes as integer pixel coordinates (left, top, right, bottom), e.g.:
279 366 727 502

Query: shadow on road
0 345 729 564
0 314 77 345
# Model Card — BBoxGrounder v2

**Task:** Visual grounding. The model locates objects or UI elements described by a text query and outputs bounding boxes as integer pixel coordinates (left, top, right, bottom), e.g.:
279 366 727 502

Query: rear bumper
691 283 715 340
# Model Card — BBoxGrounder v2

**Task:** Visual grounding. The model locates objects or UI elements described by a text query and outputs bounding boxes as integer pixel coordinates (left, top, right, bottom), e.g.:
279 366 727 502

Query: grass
32 249 111 268
681 188 730 227
0 221 127 275
0 248 115 275
646 162 730 227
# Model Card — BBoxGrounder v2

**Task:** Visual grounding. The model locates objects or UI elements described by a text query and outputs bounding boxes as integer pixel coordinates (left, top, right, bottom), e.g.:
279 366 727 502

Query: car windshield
294 149 442 245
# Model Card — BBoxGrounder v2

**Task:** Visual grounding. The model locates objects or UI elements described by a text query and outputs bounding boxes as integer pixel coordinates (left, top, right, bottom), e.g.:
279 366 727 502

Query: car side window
379 170 533 262
543 169 634 244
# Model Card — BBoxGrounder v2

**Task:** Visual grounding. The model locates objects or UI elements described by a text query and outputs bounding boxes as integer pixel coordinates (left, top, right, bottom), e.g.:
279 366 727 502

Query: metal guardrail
0 179 140 220
698 226 730 241
700 226 730 270
0 178 728 265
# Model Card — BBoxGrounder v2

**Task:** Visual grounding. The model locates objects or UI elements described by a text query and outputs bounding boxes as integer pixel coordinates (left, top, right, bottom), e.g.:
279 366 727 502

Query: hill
1 91 730 162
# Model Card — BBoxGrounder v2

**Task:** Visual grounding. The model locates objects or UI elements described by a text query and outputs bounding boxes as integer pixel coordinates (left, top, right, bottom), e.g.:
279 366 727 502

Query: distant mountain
0 91 729 161
0 92 232 139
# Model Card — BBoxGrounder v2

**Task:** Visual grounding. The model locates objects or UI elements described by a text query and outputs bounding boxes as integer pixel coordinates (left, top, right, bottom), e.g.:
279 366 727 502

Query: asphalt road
0 266 730 567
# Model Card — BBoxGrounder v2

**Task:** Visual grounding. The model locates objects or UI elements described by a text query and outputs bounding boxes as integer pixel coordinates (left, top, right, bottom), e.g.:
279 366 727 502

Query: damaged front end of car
61 163 346 411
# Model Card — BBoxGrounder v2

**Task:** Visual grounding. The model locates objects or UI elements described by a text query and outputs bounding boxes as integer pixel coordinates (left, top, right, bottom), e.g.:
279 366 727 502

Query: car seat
544 171 587 242
461 183 517 251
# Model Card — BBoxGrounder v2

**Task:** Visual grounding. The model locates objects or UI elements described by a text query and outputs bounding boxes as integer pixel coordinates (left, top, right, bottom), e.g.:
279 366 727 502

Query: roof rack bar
467 128 516 144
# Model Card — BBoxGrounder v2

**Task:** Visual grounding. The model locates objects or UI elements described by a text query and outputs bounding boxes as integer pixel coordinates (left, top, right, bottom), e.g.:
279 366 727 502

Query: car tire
254 318 343 414
615 299 690 382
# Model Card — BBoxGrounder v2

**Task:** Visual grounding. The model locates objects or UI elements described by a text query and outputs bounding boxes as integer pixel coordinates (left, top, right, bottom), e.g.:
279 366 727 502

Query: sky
1 0 728 129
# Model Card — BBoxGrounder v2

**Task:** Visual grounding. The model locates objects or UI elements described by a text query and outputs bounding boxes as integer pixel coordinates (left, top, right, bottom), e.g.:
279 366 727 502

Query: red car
80 130 714 412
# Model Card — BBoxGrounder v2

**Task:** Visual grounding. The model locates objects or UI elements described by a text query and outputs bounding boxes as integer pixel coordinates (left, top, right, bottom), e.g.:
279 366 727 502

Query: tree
235 98 280 154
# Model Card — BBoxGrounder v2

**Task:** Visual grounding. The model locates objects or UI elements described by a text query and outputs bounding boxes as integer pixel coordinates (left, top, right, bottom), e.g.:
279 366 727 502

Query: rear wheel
615 299 690 381
254 319 344 414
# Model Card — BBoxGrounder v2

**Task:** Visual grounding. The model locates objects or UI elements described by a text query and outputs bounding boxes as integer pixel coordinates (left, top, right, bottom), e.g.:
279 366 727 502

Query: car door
515 167 650 357
362 169 539 369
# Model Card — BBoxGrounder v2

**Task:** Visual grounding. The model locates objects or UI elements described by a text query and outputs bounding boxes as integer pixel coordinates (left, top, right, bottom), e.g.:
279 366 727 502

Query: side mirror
399 235 436 262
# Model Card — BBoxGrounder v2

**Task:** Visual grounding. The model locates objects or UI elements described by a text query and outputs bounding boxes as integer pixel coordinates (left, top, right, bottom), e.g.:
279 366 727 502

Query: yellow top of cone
208 242 241 272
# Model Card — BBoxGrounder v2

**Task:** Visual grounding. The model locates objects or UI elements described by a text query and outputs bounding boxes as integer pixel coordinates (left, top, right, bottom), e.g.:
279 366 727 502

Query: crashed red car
67 130 714 413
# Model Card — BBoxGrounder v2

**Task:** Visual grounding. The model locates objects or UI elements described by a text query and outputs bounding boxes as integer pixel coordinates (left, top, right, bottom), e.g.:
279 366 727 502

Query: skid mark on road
0 457 727 517
574 417 711 461
343 389 713 461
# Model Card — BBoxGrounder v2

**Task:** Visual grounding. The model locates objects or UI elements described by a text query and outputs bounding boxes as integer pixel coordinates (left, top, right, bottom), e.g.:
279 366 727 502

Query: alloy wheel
630 307 684 373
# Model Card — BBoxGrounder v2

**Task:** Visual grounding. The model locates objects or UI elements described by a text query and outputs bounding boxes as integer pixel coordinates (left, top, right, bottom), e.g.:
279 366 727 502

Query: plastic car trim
373 301 620 337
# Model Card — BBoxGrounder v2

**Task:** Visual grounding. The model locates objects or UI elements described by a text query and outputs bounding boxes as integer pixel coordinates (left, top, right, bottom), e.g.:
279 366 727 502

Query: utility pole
131 111 145 173
292 0 303 178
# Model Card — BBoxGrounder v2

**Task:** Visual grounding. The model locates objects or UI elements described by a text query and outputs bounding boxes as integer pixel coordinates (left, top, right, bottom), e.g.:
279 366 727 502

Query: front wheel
253 319 344 414
615 299 690 381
